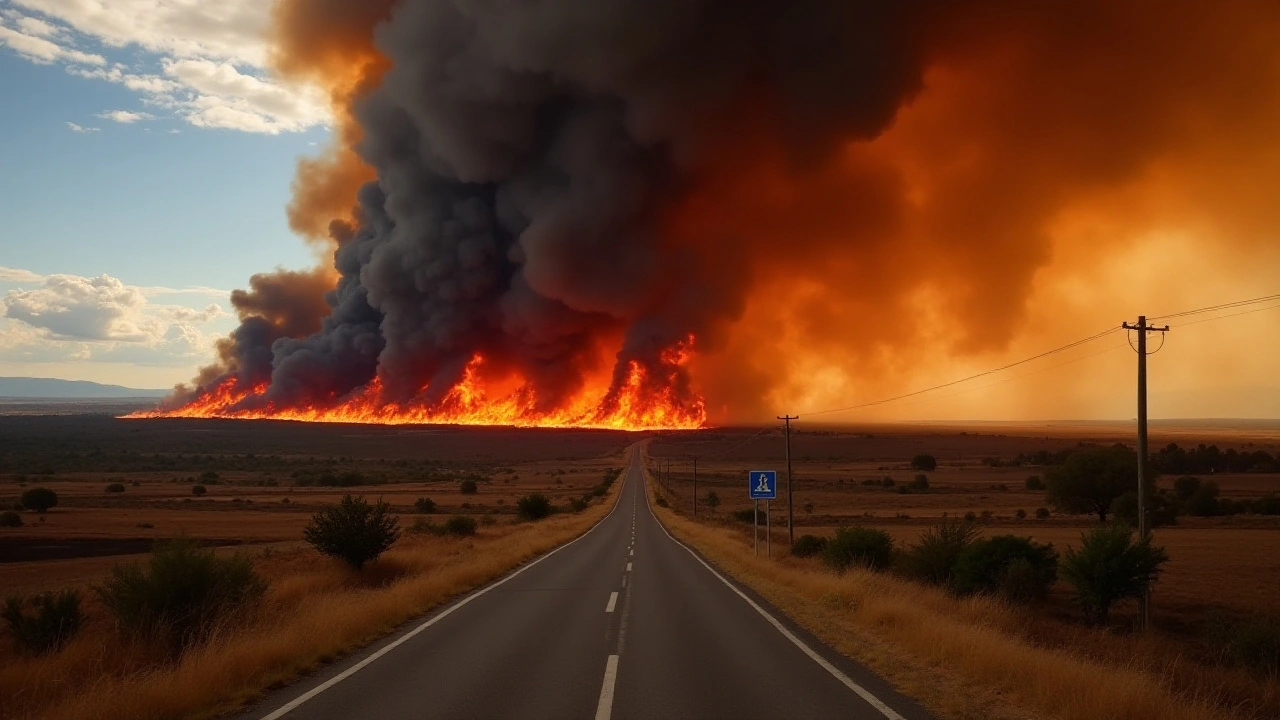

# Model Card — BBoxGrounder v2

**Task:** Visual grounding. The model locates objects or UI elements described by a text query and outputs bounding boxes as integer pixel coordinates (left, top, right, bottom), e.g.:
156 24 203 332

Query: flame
129 341 706 432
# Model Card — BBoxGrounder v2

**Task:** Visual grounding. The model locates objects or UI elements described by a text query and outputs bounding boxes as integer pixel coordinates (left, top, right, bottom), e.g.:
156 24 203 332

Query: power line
1169 301 1280 328
800 325 1122 417
1150 292 1280 321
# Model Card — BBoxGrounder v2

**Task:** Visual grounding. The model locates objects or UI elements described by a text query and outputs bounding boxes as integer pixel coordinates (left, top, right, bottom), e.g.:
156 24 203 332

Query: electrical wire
1169 301 1280 328
1149 292 1280 321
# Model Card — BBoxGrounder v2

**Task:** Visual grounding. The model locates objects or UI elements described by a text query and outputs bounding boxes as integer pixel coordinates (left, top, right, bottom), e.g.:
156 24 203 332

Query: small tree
1025 475 1045 491
1046 445 1141 523
0 510 22 527
20 487 58 513
911 454 938 472
192 485 207 497
904 518 978 587
1186 481 1221 517
106 483 126 493
516 493 553 521
910 474 930 490
1060 523 1168 624
1035 507 1051 519
459 479 478 495
1173 475 1201 501
2 590 83 655
414 497 437 514
443 515 477 536
705 491 720 511
953 535 1058 602
304 495 400 569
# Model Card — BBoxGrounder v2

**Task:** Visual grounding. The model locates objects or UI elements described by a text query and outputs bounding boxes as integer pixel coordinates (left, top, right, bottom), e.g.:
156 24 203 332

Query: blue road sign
749 470 778 500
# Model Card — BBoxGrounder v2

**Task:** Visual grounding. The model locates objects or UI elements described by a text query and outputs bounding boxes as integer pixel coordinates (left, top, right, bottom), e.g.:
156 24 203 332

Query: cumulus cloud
98 109 154 123
0 272 231 369
1 1 329 134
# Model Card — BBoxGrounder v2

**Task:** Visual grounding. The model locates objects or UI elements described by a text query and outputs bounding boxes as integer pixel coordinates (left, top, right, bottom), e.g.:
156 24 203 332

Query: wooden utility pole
1122 315 1169 632
777 415 798 544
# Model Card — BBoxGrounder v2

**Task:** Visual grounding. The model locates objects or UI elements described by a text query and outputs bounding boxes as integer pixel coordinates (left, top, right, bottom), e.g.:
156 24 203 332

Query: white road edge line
257 451 634 720
645 474 907 720
606 591 619 613
594 654 620 720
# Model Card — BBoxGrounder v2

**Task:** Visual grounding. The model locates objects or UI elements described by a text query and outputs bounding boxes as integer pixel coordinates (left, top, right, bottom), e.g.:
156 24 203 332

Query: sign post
749 470 778 559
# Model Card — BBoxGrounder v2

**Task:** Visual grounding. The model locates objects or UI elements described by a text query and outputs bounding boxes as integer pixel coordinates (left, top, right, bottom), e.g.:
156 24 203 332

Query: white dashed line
606 591 618 613
594 654 620 720
626 562 632 571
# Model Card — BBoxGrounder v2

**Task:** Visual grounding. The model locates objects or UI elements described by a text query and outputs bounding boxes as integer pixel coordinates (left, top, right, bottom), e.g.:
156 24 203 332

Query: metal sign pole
765 500 771 558
754 500 759 556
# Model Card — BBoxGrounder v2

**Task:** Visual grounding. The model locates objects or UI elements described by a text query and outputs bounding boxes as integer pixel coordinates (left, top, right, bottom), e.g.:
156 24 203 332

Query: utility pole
1122 314 1169 632
777 415 798 544
692 455 699 518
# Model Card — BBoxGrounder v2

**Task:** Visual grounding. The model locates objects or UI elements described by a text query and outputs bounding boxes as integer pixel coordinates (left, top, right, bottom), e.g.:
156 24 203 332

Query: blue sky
0 1 332 388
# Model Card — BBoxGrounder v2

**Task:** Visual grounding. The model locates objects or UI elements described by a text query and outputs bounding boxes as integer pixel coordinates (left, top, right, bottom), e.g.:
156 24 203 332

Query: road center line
626 562 632 571
605 591 618 613
594 654 620 720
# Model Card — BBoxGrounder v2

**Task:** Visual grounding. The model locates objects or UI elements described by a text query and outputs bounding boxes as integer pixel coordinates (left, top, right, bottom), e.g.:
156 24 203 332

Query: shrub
802 502 814 513
106 482 126 493
1025 475 1045 491
909 474 930 490
0 510 21 527
192 485 207 497
303 495 401 569
20 487 58 513
1186 481 1221 517
705 491 720 511
904 518 979 587
964 511 978 522
443 515 477 537
1060 523 1168 624
791 534 828 558
198 471 220 485
953 535 1058 602
1110 491 1179 528
516 493 553 521
1173 475 1202 501
567 497 589 513
655 496 669 508
881 476 895 488
911 454 938 471
414 497 437 514
1206 615 1280 677
2 590 83 654
1015 509 1027 519
1035 507 1051 519
459 479 478 494
822 526 894 572
97 538 265 652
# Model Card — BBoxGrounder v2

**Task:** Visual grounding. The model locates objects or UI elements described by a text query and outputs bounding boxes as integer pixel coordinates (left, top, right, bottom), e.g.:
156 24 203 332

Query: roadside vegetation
0 458 628 720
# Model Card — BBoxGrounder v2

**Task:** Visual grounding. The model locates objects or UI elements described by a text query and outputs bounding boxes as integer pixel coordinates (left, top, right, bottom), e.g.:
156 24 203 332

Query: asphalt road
243 447 934 720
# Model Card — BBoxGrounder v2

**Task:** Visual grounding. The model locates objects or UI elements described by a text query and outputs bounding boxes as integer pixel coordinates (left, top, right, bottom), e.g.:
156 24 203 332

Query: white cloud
1 2 332 135
98 109 154 123
0 272 232 369
66 121 99 133
0 23 105 65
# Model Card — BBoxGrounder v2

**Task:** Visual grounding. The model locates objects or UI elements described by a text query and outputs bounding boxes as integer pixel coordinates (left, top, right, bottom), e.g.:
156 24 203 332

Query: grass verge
646 470 1258 720
1 450 629 720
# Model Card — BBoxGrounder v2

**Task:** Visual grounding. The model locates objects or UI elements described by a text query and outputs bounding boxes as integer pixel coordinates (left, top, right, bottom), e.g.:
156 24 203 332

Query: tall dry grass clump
647 472 1272 720
0 455 628 720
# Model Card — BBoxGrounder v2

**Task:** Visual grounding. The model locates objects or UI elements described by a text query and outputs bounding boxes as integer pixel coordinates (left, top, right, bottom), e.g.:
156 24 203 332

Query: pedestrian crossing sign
749 470 778 499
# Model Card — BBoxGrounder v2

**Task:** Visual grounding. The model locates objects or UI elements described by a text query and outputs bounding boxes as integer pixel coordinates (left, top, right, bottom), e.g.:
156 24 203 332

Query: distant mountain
0 377 169 398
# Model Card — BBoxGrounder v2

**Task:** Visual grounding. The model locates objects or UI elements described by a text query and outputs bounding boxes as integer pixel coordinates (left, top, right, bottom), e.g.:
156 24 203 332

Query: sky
0 0 325 388
0 1 1275 421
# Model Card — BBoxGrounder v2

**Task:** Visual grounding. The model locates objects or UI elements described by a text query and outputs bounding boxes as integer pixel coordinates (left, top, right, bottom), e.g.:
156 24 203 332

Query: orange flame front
130 344 706 432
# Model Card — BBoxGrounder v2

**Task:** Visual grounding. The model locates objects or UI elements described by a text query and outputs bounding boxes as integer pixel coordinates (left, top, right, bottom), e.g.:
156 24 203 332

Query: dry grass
0 454 627 720
649 477 1276 720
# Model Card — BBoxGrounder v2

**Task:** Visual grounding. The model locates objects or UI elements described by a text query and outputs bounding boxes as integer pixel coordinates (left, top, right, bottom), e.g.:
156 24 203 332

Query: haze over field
0 1 1277 424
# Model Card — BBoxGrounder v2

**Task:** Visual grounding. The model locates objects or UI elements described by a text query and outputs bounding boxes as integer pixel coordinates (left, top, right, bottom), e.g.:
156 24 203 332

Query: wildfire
128 348 706 432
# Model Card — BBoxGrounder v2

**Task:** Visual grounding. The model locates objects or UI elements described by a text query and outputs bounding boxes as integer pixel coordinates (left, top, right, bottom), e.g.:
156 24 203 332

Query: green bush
904 518 978 586
1206 614 1280 677
822 526 894 572
881 476 895 488
1015 509 1027 519
198 470 220 484
1025 475 1045 491
459 479 478 494
97 538 265 652
790 534 828 558
964 511 978 522
567 497 589 513
414 497 437 514
1035 507 1051 519
0 510 22 527
705 491 720 511
444 515 477 537
192 485 207 497
654 496 669 508
20 487 58 513
1173 475 1201 501
303 495 401 569
911 454 938 471
2 590 83 654
1110 491 1178 528
1186 481 1221 517
909 474 930 490
516 493 553 521
1060 523 1168 624
106 483 126 493
953 535 1058 602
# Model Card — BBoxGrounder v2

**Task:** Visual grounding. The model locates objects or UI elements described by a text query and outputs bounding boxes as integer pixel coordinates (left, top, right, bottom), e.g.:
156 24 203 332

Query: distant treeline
984 442 1277 474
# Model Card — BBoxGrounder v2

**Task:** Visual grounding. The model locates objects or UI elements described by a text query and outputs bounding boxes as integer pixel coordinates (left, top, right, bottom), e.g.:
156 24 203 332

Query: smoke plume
163 0 1280 425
